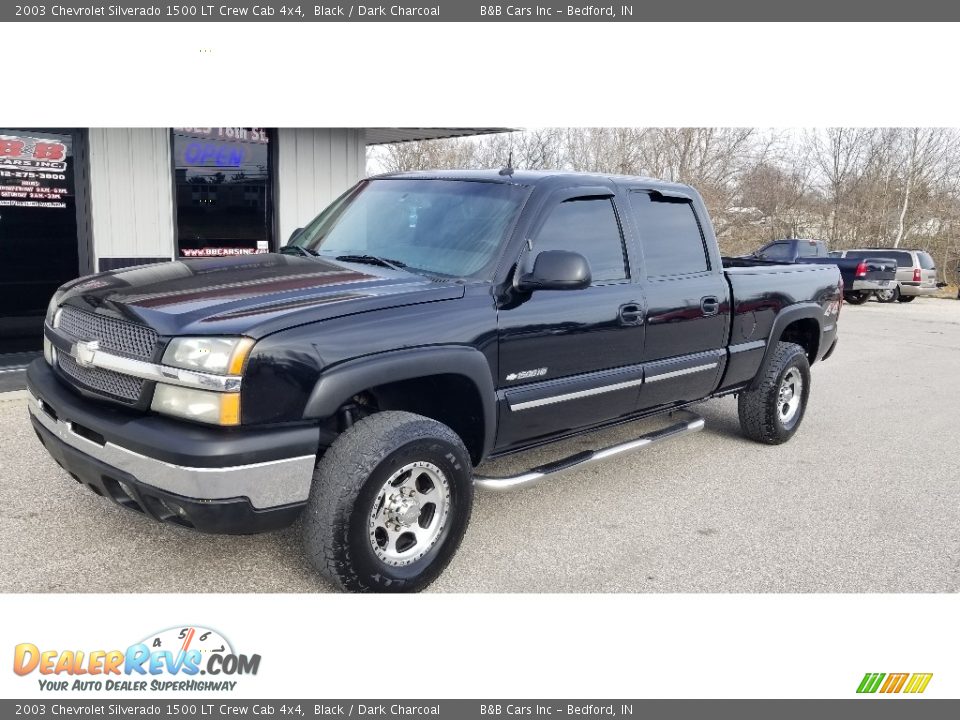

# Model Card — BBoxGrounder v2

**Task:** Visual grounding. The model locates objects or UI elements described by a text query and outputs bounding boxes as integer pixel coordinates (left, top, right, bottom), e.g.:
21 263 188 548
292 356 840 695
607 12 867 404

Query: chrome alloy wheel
777 367 803 426
368 461 451 567
875 288 897 302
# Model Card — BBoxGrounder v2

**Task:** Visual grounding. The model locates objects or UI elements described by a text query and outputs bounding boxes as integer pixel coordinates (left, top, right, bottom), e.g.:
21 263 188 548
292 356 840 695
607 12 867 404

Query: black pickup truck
748 238 897 304
28 170 842 592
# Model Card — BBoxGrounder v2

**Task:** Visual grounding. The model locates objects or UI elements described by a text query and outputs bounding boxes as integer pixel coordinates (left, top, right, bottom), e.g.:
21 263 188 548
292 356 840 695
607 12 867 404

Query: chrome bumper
850 279 893 291
899 284 939 297
28 394 315 509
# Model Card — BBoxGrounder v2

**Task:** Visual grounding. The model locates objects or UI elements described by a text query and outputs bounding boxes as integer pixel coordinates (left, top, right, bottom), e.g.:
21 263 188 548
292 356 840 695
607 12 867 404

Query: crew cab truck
750 238 896 304
27 170 842 593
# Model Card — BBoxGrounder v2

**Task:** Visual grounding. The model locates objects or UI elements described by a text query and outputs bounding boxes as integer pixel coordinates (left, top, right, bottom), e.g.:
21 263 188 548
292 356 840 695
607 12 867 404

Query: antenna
499 151 515 177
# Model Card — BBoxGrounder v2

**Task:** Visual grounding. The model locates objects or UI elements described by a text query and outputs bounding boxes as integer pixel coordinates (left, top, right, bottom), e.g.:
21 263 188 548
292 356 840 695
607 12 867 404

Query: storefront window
0 130 79 355
172 128 273 258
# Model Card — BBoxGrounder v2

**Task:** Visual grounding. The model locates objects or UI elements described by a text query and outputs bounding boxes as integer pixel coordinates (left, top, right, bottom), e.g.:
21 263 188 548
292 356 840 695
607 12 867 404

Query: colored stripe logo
857 673 933 694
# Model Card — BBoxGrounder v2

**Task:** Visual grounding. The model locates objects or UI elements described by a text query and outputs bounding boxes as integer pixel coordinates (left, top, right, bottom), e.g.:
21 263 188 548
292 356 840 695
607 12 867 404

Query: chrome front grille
58 353 144 402
58 307 158 361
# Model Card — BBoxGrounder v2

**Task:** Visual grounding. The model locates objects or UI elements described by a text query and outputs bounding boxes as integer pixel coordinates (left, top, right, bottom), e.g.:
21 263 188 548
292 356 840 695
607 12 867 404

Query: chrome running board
474 411 705 491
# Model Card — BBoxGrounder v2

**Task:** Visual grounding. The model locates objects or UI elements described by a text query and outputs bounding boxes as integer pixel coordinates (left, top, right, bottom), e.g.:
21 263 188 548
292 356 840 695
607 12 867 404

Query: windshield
291 179 528 278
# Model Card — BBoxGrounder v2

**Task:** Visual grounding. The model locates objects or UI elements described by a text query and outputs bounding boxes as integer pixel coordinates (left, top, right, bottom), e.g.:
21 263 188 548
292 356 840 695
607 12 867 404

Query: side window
756 243 793 262
533 197 628 283
796 241 821 258
629 192 710 276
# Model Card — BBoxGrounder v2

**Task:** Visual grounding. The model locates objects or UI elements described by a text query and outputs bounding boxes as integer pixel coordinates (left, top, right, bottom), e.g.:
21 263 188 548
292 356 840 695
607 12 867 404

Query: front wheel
302 411 474 593
738 341 811 445
875 286 900 303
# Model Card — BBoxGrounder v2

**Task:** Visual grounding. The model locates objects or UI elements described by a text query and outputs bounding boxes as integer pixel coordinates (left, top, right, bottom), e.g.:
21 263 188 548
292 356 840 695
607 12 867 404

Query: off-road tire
897 295 915 303
302 411 473 593
843 292 870 305
875 286 900 303
738 341 811 445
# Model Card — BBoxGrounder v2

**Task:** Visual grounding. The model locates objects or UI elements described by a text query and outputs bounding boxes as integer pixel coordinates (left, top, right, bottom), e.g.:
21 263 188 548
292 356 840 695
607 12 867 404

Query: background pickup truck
28 170 842 593
747 237 897 304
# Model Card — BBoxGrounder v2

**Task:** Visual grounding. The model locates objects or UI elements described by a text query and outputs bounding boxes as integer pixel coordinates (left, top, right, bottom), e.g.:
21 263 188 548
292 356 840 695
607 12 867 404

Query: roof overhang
365 128 514 145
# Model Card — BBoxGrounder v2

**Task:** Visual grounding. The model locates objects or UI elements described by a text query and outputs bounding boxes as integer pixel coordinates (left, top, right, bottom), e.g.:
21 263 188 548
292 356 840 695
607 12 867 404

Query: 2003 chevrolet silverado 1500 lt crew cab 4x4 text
28 170 842 592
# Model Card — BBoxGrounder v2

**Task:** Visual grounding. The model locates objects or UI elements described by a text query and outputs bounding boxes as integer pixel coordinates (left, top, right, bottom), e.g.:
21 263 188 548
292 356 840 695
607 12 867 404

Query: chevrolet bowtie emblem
74 340 100 368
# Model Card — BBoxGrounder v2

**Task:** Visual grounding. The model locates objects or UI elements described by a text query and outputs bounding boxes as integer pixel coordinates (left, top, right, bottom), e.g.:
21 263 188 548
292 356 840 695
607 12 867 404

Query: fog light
43 337 57 366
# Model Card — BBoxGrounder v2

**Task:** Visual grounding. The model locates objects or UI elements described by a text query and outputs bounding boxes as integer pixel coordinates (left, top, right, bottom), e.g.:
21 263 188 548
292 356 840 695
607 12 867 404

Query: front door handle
619 303 644 326
700 296 720 316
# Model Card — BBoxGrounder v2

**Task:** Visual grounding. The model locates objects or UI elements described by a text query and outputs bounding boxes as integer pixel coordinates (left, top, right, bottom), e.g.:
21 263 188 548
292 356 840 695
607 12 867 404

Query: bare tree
806 128 875 244
366 127 960 286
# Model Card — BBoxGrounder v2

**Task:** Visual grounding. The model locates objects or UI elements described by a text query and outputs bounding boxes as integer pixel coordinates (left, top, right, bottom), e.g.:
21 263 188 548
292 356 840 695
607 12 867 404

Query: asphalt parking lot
2 298 958 593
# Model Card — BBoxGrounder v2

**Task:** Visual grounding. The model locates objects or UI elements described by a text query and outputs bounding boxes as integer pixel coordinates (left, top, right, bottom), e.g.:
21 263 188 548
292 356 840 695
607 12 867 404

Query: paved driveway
2 299 958 592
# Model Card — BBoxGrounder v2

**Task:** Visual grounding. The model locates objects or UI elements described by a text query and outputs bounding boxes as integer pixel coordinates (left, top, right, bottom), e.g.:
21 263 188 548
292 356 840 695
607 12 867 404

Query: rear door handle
619 303 644 326
700 296 720 316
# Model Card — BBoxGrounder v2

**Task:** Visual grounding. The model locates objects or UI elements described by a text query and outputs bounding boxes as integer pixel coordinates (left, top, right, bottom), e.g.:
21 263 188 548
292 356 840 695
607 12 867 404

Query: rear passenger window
757 243 794 262
796 241 823 257
534 197 628 283
629 192 709 277
918 252 936 269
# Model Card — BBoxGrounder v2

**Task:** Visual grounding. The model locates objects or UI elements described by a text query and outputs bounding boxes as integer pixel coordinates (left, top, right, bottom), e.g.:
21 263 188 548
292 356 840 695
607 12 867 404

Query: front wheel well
334 374 486 465
778 318 820 363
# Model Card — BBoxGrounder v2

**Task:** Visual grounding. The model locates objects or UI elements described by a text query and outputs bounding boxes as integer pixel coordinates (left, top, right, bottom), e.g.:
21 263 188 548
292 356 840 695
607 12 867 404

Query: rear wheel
738 341 811 445
875 286 900 303
302 411 474 593
897 295 915 303
843 292 870 305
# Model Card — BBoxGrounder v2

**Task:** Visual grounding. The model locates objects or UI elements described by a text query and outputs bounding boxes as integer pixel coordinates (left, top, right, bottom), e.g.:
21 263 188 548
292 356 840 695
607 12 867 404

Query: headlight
162 337 254 375
151 385 241 426
153 336 254 425
45 291 64 327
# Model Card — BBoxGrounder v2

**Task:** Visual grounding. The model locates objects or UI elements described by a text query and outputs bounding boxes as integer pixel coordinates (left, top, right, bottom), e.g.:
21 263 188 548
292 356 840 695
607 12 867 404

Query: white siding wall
276 128 366 245
88 128 175 266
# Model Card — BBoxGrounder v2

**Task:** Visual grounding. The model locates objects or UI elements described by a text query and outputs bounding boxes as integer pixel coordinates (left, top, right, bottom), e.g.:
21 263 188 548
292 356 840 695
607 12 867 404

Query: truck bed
724 252 897 288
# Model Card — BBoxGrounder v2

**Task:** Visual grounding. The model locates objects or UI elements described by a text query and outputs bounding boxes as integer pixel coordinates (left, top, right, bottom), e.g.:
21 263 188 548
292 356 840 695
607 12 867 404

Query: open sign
182 142 246 168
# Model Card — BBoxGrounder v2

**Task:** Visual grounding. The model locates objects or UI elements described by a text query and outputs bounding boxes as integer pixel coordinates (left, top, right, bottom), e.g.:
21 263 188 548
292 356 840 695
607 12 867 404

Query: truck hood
57 254 465 338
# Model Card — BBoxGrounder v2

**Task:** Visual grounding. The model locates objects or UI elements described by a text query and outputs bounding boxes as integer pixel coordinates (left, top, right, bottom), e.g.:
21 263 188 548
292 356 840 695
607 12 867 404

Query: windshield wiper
280 245 320 258
335 254 408 271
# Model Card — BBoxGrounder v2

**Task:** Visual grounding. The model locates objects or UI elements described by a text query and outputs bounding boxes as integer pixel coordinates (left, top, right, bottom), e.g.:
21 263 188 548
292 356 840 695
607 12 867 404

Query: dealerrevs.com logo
13 626 261 693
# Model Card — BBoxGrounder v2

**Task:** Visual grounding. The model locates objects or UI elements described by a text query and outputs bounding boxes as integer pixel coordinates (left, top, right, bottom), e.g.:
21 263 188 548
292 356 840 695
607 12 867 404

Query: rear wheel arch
779 317 820 363
749 304 822 390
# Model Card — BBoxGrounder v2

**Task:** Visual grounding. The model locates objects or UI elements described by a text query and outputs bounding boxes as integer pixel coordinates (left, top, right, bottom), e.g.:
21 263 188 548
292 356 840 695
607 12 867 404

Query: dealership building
0 127 498 360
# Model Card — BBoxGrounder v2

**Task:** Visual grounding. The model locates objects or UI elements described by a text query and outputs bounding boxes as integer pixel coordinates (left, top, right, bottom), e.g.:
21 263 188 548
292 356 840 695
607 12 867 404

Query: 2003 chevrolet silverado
28 170 842 592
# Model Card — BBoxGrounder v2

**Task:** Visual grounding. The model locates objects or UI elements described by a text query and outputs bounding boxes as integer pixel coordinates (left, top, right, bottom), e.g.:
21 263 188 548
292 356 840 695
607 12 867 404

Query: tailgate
862 257 897 282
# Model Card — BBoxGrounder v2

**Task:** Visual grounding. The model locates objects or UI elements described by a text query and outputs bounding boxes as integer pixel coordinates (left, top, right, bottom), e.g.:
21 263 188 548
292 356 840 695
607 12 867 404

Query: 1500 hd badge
505 368 548 382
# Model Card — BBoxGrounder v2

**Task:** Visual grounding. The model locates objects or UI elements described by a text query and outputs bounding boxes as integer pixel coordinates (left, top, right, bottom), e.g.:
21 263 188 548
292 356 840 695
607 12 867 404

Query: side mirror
288 227 305 244
519 250 591 291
